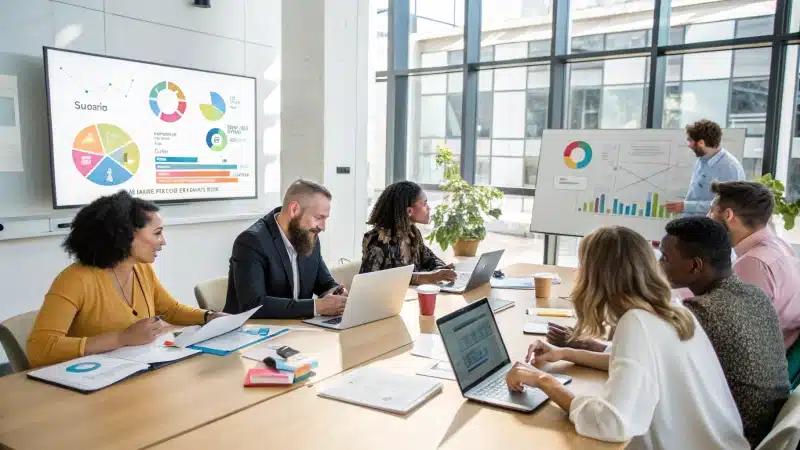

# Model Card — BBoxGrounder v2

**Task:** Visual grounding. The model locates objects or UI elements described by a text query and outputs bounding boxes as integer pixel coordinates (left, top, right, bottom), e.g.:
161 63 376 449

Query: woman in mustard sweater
27 191 225 368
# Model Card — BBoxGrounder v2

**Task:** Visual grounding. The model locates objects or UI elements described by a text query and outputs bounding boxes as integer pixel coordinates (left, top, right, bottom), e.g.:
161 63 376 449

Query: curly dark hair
63 190 160 268
685 119 723 148
665 217 732 274
367 181 423 236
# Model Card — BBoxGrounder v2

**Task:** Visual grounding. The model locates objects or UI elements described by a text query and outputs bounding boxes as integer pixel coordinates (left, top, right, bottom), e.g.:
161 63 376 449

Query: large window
663 44 771 179
381 0 797 263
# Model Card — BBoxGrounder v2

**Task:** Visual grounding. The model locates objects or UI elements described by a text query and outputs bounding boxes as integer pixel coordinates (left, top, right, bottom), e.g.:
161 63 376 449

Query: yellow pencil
527 308 574 317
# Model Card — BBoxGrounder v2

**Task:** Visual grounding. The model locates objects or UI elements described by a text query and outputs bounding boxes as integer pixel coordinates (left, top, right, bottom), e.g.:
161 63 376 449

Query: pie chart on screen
199 91 226 121
71 124 140 186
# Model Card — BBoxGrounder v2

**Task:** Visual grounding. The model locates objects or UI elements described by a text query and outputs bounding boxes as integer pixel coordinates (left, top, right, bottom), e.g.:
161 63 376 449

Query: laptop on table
436 298 571 412
303 264 413 330
440 249 504 294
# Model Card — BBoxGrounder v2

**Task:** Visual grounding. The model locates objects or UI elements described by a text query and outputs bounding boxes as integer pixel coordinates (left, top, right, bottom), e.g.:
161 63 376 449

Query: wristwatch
203 310 215 324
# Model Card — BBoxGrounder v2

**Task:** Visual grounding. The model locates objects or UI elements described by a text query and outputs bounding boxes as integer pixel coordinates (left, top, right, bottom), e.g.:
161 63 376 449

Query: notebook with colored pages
244 367 293 387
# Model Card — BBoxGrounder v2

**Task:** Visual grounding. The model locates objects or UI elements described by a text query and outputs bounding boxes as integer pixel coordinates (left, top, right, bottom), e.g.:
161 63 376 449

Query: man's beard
288 216 318 257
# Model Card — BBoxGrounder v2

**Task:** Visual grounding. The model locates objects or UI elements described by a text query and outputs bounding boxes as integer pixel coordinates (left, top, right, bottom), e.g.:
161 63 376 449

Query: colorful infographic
200 92 226 121
149 81 187 123
563 141 592 169
71 124 140 186
529 129 747 242
45 47 257 207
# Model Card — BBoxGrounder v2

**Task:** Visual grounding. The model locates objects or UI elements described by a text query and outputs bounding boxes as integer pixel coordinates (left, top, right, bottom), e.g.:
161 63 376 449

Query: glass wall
380 0 799 263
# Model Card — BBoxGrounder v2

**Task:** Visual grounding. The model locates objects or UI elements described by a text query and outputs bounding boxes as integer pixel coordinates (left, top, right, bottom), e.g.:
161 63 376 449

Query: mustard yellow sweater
27 262 206 368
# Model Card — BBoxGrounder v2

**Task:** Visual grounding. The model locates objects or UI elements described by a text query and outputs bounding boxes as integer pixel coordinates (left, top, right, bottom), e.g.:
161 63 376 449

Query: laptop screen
437 299 510 392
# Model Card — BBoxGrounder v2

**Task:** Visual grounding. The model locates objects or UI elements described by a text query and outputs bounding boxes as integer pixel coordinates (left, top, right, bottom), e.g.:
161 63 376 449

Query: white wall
0 0 284 362
281 0 371 263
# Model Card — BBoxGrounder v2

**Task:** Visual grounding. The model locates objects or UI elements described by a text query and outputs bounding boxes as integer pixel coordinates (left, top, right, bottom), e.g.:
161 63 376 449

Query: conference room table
0 263 622 450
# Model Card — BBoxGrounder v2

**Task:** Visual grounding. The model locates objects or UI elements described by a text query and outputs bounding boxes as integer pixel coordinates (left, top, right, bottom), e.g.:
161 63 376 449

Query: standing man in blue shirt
664 119 745 217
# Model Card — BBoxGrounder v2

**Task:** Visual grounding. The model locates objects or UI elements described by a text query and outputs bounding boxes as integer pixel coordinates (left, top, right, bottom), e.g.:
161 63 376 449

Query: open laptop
303 265 413 330
440 249 504 293
436 298 571 412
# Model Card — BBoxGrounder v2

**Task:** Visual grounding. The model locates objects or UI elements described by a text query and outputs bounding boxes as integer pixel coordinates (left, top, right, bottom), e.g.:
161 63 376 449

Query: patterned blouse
359 226 447 284
683 276 790 448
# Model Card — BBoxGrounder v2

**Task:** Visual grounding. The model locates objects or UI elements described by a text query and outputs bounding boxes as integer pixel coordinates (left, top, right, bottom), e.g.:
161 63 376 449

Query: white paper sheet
173 306 261 348
416 360 456 381
104 332 200 364
410 333 449 362
193 326 288 352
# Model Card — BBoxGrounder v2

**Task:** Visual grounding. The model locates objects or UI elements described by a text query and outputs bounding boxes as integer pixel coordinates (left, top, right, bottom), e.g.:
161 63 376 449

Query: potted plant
755 174 800 230
427 145 504 256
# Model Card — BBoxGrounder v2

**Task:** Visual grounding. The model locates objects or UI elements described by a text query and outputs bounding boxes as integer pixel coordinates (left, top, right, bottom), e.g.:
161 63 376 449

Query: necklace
111 268 138 316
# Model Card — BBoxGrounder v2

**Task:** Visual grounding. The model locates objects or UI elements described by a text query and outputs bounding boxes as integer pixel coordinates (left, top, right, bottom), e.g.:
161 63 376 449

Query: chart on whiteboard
564 140 689 221
530 129 746 242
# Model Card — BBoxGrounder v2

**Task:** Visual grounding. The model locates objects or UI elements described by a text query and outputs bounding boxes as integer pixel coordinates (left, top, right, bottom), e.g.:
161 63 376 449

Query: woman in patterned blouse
360 181 457 285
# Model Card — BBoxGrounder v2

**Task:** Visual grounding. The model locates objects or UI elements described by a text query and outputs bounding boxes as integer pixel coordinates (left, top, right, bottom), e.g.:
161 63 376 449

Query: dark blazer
224 207 338 319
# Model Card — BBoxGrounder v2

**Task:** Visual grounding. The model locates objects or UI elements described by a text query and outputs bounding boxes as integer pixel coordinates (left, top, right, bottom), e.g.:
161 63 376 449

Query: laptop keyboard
474 373 509 398
323 317 342 325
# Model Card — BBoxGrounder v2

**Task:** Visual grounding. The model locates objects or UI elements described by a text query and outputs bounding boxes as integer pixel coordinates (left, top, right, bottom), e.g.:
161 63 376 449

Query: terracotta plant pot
452 239 480 257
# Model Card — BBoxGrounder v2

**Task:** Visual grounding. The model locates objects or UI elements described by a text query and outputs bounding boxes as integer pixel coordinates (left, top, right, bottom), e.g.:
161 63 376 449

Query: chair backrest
0 310 39 373
329 261 361 291
194 277 228 311
756 388 800 450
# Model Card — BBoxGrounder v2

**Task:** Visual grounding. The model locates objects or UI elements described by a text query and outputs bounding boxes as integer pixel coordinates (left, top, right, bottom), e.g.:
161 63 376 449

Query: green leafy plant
756 174 800 230
427 145 504 251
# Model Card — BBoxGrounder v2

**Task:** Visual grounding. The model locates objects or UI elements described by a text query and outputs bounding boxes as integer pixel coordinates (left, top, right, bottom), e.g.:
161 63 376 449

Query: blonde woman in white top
506 226 749 450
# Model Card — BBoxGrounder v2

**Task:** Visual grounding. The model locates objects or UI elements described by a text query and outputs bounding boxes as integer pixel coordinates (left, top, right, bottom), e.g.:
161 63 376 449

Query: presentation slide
44 47 257 208
530 128 746 241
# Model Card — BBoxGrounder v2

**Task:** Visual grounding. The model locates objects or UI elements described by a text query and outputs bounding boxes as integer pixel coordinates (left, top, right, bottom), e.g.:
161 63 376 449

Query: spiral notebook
318 367 442 415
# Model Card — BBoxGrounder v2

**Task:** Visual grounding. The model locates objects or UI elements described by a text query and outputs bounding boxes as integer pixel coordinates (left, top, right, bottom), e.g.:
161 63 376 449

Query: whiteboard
44 47 257 208
529 128 746 242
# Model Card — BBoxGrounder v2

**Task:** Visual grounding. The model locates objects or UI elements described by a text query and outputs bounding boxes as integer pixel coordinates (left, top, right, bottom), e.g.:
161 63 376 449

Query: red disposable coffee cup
417 284 441 316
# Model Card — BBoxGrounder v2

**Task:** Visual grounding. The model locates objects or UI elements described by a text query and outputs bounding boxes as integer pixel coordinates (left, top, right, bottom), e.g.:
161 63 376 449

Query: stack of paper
105 332 200 365
173 306 262 347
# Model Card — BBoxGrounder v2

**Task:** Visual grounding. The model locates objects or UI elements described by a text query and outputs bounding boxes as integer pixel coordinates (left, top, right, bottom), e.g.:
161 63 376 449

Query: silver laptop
440 249 504 293
303 265 413 330
436 298 571 412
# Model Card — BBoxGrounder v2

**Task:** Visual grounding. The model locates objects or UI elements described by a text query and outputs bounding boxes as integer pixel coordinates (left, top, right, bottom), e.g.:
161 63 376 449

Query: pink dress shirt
734 226 800 348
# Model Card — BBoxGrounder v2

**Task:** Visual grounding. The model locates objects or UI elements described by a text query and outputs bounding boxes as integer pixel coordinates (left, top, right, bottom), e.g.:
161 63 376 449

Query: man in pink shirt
707 180 800 348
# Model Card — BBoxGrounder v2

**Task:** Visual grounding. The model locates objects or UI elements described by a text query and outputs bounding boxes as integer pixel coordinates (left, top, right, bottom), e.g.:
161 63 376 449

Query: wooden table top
153 263 621 450
0 313 414 450
0 263 618 450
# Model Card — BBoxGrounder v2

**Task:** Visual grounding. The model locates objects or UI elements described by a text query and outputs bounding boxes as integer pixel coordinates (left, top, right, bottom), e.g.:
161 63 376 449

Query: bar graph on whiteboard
571 140 689 221
577 191 678 219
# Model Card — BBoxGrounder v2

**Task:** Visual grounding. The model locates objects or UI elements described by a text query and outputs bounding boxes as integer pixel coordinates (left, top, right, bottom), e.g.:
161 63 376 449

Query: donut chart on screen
149 81 187 123
72 124 140 186
563 140 593 169
206 128 228 151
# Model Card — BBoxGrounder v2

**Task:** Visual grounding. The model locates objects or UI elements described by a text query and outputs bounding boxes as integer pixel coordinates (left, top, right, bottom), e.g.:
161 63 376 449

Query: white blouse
568 309 750 450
